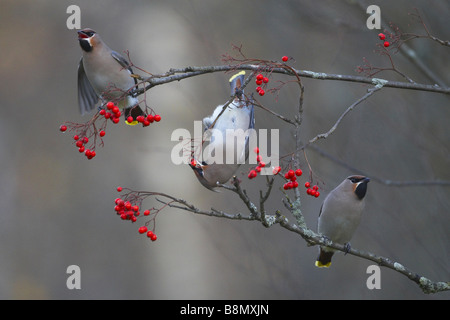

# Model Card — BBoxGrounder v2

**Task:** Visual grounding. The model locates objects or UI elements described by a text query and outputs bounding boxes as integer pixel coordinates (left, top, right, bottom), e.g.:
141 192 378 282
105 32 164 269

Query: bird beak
77 30 89 39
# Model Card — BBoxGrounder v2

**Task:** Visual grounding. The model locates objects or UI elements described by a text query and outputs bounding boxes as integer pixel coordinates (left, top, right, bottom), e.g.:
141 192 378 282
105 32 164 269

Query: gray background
0 0 448 299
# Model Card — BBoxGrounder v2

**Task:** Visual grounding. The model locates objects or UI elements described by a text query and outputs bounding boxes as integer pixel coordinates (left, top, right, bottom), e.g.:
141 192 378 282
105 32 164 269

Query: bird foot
343 242 351 255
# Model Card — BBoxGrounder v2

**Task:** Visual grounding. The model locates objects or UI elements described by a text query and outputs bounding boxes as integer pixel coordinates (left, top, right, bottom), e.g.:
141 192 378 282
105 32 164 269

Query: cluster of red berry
304 181 320 198
60 125 98 159
248 147 266 179
138 226 157 241
282 169 303 190
129 114 161 127
378 33 390 47
114 187 157 241
99 101 122 123
60 102 162 160
74 135 97 159
246 152 321 198
255 74 268 96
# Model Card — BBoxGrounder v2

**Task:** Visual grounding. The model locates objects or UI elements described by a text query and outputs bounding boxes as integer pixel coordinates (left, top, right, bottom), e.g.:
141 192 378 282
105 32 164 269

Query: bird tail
124 105 146 126
315 248 334 268
229 71 246 96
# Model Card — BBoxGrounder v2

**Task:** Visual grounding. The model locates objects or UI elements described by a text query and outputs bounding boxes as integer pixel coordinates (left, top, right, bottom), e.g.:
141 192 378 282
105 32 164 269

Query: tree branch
134 64 450 96
143 189 449 294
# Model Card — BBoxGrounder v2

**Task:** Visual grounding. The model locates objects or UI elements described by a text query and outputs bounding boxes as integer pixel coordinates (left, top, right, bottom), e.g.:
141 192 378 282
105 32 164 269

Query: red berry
143 120 150 127
314 191 320 198
99 109 106 116
263 77 269 83
273 166 281 175
112 106 120 114
144 210 150 216
295 169 302 176
120 213 127 220
127 116 134 123
82 137 89 144
117 186 123 192
292 181 299 188
256 86 262 93
76 140 83 148
255 166 261 173
59 125 67 132
104 112 111 119
138 226 148 234
305 182 310 188
248 170 257 179
256 74 264 81
312 185 319 191
78 146 85 153
136 115 144 123
73 135 79 140
154 115 161 122
147 114 154 122
255 79 263 85
282 56 288 62
283 183 289 190
287 170 295 179
378 33 385 40
384 41 390 47
253 147 260 154
258 89 265 96
106 102 115 110
258 161 266 168
99 130 106 137
150 233 157 241
256 155 262 162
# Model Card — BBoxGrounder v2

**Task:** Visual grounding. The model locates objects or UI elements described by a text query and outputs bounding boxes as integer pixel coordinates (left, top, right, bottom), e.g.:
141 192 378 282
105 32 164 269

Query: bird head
78 28 99 52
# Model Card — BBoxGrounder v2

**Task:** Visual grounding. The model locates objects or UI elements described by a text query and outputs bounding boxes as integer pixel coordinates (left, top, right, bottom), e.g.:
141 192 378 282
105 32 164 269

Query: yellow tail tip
125 120 139 126
315 261 332 268
229 71 246 82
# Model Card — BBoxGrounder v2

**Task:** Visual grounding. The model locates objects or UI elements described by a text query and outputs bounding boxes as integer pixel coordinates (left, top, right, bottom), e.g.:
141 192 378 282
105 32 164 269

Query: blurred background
0 0 448 299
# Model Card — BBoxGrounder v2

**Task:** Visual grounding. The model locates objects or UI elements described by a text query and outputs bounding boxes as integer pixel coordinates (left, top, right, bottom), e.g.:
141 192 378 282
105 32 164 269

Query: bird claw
343 242 351 255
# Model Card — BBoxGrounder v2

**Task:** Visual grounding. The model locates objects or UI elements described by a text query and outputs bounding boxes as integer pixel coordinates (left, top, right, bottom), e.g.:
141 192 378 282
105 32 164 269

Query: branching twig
302 85 383 150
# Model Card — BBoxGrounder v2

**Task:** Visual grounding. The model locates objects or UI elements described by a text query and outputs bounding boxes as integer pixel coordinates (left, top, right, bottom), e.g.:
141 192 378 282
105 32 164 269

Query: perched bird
315 175 370 268
190 71 255 191
77 28 146 124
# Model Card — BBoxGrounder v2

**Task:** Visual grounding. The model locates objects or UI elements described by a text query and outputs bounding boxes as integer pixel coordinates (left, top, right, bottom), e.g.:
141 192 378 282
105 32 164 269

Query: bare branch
134 64 450 96
302 85 383 149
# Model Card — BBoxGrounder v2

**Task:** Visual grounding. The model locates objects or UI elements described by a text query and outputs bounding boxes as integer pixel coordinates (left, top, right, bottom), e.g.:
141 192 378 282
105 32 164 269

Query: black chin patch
355 181 368 200
79 39 92 52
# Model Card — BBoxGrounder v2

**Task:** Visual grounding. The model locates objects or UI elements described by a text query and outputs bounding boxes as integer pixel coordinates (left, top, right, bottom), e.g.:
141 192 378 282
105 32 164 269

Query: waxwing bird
315 175 370 268
190 71 255 191
77 28 146 124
